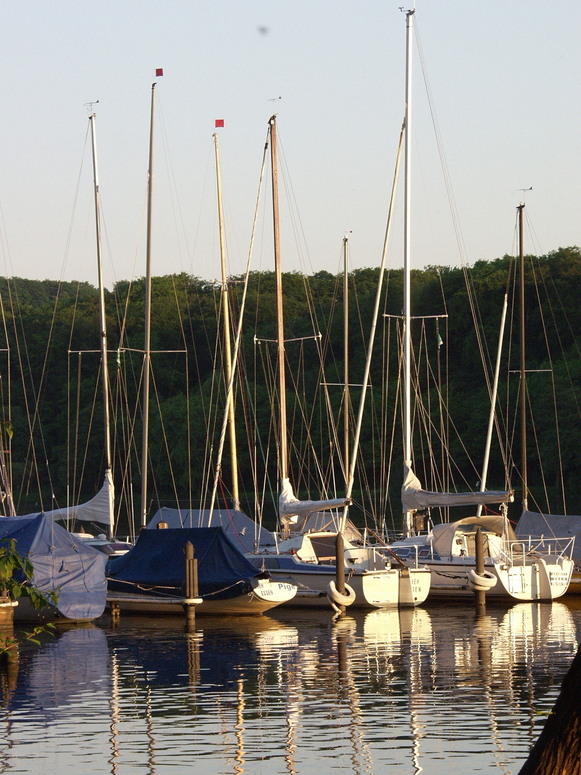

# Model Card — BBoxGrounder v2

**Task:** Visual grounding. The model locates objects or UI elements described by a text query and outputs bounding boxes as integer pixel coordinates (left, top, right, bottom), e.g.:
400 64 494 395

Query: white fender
327 580 357 608
468 568 497 592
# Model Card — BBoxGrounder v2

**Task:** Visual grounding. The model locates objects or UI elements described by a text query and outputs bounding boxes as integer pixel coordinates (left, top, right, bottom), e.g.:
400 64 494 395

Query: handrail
504 536 575 564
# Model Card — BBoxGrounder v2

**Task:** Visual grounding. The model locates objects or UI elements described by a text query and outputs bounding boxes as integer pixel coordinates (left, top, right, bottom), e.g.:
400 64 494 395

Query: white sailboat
390 11 574 601
243 115 430 609
106 97 297 616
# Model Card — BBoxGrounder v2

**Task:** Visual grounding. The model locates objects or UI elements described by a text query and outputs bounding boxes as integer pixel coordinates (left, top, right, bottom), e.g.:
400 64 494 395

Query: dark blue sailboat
106 527 296 616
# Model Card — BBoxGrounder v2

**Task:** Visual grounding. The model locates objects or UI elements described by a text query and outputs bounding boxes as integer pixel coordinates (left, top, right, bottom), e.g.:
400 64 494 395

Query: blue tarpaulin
107 527 267 600
0 513 108 621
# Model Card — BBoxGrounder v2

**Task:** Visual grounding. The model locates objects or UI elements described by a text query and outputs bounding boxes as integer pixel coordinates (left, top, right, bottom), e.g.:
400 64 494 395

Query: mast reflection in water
0 600 579 774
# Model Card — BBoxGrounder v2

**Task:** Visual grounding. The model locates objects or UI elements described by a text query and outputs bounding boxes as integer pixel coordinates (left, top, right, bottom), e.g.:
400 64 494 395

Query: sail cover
0 513 107 620
279 478 350 526
40 471 114 527
401 465 513 513
107 527 267 601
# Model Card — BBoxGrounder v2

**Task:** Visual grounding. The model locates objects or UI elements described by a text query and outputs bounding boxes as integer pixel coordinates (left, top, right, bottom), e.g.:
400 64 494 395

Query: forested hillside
0 246 580 535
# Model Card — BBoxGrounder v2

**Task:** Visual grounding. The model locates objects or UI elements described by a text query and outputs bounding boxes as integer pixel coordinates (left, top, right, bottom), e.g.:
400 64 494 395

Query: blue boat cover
107 527 266 601
0 513 108 620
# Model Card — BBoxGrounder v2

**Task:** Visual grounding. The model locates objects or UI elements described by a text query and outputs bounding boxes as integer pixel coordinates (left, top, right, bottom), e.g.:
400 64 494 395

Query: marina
0 5 579 773
1 597 580 774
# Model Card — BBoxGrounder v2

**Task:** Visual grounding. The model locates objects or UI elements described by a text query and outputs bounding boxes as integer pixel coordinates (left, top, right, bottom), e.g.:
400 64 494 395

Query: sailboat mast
89 111 114 538
477 291 508 517
269 115 288 485
403 9 415 536
213 131 240 511
343 236 350 481
518 203 528 510
140 82 156 528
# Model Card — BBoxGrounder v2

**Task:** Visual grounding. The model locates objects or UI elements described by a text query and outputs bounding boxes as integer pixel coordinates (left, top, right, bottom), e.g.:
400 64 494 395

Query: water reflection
0 601 578 774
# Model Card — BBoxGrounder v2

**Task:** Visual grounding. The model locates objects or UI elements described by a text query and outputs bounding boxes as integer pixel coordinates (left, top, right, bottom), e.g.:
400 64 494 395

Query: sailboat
32 111 127 552
0 513 108 622
512 203 579 590
389 11 574 601
238 115 430 609
106 88 296 616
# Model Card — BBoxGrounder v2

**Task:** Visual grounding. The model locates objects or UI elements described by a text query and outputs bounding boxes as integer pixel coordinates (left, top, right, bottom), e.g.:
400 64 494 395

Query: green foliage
0 539 57 609
1 622 56 659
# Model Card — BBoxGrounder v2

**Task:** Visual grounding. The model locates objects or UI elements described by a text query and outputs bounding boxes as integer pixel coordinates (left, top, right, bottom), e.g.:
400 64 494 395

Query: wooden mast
269 116 289 505
403 8 415 537
89 110 114 538
140 81 156 528
343 236 350 483
518 202 528 511
213 131 240 511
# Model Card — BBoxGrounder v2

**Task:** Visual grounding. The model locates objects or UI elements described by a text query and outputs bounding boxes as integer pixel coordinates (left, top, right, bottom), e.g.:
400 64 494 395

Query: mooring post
335 532 346 617
184 541 198 630
475 527 486 614
110 601 120 626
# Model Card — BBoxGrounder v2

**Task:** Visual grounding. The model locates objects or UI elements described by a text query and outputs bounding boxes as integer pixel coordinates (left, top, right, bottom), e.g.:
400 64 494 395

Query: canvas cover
107 526 267 601
516 510 581 563
0 513 108 620
431 515 516 557
146 507 276 552
401 465 512 512
283 511 364 542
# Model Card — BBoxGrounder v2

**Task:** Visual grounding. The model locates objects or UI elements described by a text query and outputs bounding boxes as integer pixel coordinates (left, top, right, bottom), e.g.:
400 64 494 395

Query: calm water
1 598 580 775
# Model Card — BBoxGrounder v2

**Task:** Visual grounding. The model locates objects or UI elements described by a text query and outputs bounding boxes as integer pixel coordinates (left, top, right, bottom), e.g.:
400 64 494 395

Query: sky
0 1 579 288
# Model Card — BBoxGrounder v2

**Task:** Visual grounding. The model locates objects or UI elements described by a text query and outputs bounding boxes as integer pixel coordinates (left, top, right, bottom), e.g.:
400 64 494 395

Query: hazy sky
0 1 579 288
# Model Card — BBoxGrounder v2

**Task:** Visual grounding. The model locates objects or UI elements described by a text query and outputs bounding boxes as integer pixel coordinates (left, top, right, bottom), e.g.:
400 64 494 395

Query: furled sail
41 471 114 527
401 465 512 513
279 478 350 526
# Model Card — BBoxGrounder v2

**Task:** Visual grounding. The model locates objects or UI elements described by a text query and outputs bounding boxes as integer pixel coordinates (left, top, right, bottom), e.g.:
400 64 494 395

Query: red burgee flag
215 119 224 127
155 68 164 77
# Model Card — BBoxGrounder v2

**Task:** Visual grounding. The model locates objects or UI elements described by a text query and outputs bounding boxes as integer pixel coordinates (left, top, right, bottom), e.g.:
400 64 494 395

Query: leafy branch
0 539 58 608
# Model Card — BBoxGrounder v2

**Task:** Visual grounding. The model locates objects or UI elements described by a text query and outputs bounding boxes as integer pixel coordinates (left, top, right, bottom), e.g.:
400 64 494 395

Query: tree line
1 245 580 534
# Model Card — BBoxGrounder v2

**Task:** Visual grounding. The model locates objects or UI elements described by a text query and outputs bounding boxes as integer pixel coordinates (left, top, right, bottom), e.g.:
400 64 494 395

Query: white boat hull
255 565 431 609
420 557 573 601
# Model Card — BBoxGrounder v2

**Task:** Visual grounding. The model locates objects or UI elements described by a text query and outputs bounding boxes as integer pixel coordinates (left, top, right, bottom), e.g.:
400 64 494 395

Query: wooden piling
110 601 120 626
335 532 346 616
475 527 486 614
184 541 199 630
